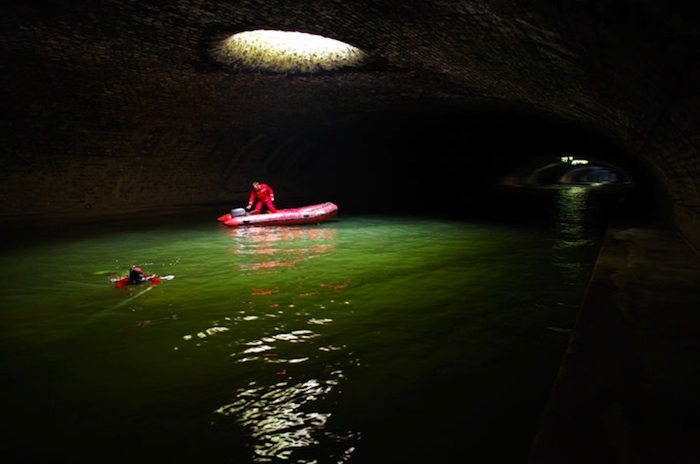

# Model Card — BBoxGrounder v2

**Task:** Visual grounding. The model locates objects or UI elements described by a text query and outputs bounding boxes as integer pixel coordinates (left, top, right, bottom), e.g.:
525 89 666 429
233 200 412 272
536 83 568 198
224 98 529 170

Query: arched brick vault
1 0 699 249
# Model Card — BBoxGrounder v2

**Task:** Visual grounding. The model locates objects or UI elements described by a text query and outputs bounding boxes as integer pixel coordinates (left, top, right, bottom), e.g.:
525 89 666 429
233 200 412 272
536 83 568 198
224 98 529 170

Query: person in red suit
128 266 145 284
246 181 278 214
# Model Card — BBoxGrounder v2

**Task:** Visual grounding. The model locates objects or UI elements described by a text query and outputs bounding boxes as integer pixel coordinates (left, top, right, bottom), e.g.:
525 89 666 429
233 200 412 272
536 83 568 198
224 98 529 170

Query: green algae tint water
0 187 609 463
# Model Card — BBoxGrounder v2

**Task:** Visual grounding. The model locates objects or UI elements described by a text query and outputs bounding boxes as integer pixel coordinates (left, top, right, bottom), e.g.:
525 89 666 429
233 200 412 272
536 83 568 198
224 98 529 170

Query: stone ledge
529 221 700 464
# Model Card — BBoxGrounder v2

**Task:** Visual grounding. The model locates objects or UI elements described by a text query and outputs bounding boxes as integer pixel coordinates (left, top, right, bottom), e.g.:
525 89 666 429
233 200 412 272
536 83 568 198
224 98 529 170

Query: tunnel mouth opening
491 153 649 223
501 155 635 189
212 29 369 74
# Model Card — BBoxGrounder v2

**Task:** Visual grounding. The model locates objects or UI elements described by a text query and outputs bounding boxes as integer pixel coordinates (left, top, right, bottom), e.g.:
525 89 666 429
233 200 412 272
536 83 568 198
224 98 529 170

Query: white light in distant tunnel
214 30 368 74
561 155 589 165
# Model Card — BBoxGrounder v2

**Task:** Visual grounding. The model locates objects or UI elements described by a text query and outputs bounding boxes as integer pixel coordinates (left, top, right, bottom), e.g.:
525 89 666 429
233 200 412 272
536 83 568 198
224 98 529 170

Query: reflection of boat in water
217 202 338 227
227 225 337 273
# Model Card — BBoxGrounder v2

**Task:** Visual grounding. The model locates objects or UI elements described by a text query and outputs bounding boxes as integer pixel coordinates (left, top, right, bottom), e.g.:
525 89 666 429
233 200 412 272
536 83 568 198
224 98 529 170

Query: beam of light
214 30 368 73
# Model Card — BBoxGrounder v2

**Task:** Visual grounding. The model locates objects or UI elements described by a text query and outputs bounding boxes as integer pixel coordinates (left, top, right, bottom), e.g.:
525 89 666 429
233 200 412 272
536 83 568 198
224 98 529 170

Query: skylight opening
213 30 368 74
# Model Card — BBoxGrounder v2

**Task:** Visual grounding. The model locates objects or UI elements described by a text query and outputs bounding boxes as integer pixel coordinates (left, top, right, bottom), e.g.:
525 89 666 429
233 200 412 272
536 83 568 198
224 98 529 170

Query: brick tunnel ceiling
2 0 700 218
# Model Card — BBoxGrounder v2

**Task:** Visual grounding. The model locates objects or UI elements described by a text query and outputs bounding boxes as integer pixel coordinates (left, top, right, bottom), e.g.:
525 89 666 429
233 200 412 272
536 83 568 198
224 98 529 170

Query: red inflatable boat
217 202 338 227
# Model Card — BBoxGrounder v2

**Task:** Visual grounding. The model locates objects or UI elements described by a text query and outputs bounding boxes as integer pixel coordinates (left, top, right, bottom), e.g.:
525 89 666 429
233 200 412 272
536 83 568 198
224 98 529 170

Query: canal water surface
1 187 614 463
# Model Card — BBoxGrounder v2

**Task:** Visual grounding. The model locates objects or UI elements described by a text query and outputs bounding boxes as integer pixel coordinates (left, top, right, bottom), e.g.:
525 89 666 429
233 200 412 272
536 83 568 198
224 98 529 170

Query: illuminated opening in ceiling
213 30 368 74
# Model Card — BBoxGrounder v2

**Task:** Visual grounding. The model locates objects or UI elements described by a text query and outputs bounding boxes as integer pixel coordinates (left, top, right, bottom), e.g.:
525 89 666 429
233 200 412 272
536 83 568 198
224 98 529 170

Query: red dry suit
247 183 277 214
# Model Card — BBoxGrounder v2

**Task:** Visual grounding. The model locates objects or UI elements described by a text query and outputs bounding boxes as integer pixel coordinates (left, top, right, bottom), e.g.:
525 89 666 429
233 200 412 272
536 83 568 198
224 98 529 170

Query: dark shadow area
280 105 655 223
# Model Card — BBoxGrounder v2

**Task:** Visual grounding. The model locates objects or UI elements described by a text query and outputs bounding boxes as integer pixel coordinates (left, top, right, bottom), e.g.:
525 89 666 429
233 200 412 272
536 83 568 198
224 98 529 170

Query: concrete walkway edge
529 221 700 464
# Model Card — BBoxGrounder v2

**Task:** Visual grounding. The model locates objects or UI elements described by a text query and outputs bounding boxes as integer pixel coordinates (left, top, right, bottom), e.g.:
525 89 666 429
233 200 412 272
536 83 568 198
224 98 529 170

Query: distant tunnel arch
520 156 634 187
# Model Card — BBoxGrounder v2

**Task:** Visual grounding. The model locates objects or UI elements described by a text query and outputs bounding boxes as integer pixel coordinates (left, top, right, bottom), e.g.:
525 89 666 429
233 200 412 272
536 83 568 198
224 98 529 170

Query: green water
0 188 609 463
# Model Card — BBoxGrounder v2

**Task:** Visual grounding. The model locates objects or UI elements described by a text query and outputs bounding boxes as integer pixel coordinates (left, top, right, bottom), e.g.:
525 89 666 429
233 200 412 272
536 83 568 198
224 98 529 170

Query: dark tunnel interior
278 105 648 222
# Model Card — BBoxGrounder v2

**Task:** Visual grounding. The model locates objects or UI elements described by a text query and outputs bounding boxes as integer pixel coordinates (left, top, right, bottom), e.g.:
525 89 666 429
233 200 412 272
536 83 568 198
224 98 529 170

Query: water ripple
215 373 356 462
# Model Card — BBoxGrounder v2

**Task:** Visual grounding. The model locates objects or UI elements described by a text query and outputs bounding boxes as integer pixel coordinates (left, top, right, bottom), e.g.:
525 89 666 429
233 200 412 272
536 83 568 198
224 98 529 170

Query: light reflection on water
0 189 611 463
552 187 600 284
215 374 350 461
554 187 595 249
227 226 337 274
181 226 358 461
